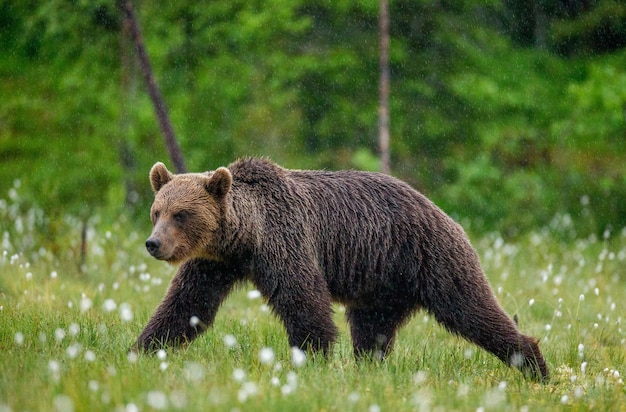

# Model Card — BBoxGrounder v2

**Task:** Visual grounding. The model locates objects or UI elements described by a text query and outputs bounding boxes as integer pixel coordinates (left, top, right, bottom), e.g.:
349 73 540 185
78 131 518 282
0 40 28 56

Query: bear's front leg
134 258 238 352
263 267 338 356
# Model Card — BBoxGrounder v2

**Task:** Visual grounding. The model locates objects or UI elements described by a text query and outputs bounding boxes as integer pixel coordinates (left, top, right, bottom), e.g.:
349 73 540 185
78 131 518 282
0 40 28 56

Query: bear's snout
145 238 161 257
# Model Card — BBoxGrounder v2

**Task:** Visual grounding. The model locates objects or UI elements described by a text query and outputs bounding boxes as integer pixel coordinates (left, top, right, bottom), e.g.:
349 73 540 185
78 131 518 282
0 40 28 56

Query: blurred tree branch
119 0 187 173
379 0 391 174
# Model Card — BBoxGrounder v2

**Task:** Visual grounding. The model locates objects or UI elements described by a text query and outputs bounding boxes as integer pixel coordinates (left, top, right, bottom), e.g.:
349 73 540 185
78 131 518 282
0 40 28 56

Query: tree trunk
119 8 139 208
120 0 187 173
378 0 391 175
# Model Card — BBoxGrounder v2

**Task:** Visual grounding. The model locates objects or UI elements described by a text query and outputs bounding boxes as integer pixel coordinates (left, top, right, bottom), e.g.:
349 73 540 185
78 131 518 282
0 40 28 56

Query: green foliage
550 0 626 55
0 1 625 236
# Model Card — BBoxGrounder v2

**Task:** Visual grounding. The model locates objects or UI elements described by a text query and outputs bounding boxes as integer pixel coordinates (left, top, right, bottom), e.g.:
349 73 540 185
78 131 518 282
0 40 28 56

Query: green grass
0 215 625 411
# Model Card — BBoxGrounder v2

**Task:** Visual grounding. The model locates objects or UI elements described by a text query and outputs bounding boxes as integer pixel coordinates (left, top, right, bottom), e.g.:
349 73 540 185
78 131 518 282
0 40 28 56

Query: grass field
1 208 625 411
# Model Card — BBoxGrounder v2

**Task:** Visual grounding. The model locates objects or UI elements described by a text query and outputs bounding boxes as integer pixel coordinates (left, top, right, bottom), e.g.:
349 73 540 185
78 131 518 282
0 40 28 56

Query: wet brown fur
136 158 549 382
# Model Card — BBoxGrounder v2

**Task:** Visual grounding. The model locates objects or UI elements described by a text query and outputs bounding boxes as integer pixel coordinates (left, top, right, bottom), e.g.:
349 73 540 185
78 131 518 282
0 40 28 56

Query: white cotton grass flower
281 384 294 396
259 347 275 365
413 370 429 385
80 295 92 313
232 368 246 383
157 349 167 361
66 343 82 359
53 394 74 412
246 290 262 300
146 391 168 410
169 391 188 409
14 332 24 346
483 387 506 409
119 303 133 322
183 362 205 382
509 352 524 368
127 351 138 364
456 383 470 398
55 328 66 342
84 350 96 362
281 371 298 396
68 323 80 337
290 347 306 367
102 299 117 312
125 403 139 412
223 334 237 349
238 382 258 403
48 360 61 382
574 386 584 398
49 360 60 373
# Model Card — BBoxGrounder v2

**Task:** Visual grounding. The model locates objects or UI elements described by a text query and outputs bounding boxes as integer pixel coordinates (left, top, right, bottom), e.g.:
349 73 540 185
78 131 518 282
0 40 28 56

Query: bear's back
227 157 458 241
226 158 470 302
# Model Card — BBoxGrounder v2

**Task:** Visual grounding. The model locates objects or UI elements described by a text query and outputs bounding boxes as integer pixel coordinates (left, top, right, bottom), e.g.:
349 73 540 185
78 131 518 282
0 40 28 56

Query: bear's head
145 162 232 263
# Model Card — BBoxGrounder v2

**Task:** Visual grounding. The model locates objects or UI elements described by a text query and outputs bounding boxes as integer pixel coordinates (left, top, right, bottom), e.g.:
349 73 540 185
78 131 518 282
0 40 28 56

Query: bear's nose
145 238 161 256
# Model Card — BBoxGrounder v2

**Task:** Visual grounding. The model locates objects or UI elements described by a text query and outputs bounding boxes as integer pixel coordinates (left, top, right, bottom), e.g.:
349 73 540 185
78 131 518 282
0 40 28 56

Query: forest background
1 0 625 258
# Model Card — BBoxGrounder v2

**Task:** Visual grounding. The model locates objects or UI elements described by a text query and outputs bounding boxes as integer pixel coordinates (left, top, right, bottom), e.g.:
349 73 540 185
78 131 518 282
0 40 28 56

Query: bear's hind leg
346 307 410 361
423 270 549 381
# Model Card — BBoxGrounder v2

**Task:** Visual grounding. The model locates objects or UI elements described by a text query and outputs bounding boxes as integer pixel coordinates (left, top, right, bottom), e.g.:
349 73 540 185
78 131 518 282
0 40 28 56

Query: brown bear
136 157 549 381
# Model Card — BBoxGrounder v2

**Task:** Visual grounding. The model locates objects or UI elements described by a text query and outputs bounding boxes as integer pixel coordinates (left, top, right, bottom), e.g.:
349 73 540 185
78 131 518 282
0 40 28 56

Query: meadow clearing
0 194 625 411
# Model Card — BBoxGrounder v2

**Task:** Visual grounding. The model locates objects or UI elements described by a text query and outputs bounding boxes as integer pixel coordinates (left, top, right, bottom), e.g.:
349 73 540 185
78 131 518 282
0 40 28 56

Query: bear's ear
150 162 173 193
205 167 232 199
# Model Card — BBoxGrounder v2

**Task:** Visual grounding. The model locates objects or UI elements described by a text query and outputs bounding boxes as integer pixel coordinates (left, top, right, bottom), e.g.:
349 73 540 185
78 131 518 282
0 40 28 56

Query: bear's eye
152 211 160 222
173 211 187 223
